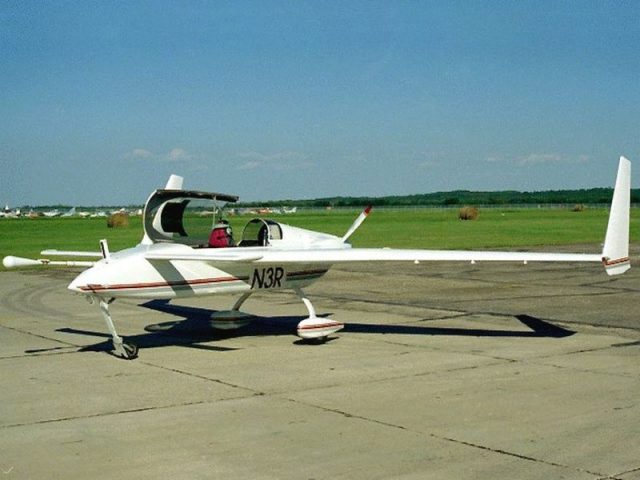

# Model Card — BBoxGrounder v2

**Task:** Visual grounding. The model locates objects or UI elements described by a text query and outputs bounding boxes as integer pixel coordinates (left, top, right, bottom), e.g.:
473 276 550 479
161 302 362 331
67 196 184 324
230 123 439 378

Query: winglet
165 174 184 190
602 156 631 276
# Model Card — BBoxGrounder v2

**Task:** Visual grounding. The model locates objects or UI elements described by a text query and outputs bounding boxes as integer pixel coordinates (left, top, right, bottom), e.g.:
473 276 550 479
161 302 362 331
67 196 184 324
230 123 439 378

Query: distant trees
235 188 639 209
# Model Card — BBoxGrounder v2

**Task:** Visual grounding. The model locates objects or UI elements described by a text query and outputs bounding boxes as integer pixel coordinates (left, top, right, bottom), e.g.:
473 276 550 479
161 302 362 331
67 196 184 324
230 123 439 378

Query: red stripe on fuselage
78 268 329 294
80 276 245 293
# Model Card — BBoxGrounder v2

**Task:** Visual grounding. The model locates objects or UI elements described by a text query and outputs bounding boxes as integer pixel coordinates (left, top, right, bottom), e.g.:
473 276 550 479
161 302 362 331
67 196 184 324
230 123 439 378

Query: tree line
236 188 640 208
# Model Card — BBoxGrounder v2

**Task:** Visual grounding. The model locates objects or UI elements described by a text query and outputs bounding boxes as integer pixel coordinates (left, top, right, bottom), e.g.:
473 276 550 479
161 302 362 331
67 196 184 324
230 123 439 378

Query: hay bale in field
107 212 129 228
458 206 479 221
572 204 585 212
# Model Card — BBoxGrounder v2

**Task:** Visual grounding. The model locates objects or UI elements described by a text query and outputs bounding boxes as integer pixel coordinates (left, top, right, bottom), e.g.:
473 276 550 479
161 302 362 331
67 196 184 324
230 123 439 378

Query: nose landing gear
97 298 138 360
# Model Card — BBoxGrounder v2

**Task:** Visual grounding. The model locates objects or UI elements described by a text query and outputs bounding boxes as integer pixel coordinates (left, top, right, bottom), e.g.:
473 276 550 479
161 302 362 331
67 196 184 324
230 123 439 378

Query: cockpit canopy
142 188 286 248
143 184 343 249
238 218 283 247
143 189 238 246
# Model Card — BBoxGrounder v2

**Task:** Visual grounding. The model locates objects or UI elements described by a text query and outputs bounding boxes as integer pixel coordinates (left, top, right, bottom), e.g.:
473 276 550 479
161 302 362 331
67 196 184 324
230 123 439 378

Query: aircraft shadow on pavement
54 300 316 355
51 301 574 356
343 314 575 338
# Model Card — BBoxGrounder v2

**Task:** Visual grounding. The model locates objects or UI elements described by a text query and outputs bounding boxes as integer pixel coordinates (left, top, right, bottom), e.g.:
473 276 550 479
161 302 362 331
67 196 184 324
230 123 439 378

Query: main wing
267 156 627 274
144 156 631 276
143 246 601 265
254 248 603 265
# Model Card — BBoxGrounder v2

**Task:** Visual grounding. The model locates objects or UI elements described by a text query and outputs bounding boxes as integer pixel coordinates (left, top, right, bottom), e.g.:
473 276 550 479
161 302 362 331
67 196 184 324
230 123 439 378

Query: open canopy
143 189 239 245
238 218 283 247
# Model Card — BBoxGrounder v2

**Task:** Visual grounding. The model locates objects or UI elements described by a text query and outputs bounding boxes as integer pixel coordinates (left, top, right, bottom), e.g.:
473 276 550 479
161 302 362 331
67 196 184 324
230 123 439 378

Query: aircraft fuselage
68 243 330 299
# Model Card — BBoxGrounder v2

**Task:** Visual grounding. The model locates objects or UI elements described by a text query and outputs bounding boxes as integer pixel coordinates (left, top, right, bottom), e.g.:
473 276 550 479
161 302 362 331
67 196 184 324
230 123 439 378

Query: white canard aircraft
3 157 632 359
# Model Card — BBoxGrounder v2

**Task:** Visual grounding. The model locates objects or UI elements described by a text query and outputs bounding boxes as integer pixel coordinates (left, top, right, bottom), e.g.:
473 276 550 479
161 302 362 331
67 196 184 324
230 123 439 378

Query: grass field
1 208 638 270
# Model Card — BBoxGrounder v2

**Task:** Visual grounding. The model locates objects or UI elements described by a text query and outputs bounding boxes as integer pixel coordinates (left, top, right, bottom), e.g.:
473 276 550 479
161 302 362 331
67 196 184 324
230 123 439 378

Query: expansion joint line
139 361 263 395
431 434 609 478
283 396 609 478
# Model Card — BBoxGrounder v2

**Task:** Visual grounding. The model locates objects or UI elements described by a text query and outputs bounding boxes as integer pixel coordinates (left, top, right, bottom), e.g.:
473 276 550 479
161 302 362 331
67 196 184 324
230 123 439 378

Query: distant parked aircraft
61 207 76 217
42 209 61 218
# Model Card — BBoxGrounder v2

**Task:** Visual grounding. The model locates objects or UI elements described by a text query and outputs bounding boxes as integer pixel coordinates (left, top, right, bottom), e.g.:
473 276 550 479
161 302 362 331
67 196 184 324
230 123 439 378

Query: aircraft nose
68 274 84 293
68 268 93 294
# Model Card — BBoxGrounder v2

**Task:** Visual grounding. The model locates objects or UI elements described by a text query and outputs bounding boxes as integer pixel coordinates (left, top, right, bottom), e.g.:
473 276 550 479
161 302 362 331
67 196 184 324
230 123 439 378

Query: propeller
341 205 373 243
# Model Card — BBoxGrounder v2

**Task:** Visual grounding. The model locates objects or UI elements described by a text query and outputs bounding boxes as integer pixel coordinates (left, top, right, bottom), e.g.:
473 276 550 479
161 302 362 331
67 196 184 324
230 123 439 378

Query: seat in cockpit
208 222 234 248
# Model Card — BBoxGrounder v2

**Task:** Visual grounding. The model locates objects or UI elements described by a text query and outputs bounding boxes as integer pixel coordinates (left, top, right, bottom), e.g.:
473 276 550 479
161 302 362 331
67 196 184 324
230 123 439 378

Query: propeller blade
341 205 373 243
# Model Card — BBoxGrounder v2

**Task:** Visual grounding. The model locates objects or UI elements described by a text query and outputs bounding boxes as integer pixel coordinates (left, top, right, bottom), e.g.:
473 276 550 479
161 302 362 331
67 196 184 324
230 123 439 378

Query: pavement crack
0 324 80 349
282 396 608 478
529 360 637 379
0 348 81 360
430 434 609 478
0 400 211 430
611 466 640 478
139 361 262 395
283 397 408 431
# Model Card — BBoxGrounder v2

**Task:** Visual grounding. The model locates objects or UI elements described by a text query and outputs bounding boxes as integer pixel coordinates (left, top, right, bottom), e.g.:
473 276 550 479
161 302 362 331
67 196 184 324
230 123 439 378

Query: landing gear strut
294 288 343 342
97 298 138 359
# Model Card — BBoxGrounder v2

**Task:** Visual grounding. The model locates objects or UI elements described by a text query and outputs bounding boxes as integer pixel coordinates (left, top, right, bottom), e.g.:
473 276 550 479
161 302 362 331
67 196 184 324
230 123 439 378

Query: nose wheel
98 298 138 360
114 341 139 360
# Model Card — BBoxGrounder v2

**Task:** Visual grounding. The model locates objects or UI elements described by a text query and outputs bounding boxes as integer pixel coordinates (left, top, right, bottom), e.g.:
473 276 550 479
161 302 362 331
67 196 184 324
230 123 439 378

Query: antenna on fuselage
99 239 111 262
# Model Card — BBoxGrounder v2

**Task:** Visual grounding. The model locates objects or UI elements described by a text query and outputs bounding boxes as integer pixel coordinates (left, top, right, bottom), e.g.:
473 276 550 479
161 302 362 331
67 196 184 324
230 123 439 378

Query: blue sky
1 1 639 205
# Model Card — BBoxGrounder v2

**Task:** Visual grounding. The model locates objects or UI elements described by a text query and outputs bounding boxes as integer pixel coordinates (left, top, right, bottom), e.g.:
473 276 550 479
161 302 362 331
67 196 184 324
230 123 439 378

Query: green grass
266 208 638 249
0 217 144 265
1 208 638 270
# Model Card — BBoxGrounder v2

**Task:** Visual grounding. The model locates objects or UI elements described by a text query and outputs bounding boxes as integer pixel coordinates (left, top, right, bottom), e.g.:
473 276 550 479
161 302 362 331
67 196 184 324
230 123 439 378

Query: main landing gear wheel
294 288 344 343
210 292 255 330
296 317 343 343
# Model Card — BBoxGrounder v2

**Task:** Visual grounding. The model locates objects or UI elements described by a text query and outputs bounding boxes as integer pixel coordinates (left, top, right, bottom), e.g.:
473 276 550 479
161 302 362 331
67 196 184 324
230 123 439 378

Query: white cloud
486 153 591 166
517 153 563 165
516 153 590 166
238 160 262 171
124 147 195 163
412 150 451 169
166 148 191 162
125 148 153 159
235 151 313 171
417 160 440 168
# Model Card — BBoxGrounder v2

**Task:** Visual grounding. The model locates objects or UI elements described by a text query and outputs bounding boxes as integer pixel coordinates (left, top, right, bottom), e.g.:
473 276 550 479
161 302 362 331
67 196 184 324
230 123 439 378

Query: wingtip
3 256 42 268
